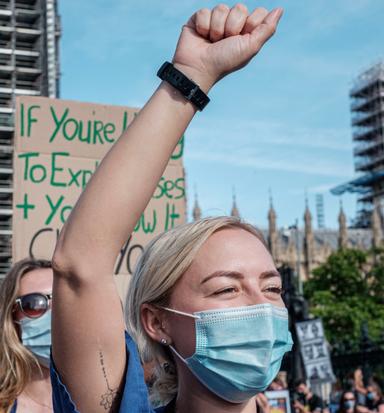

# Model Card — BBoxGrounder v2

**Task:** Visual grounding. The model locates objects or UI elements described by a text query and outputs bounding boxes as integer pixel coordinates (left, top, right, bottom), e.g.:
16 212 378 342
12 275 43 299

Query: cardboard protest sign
13 96 186 299
265 390 291 413
295 319 335 384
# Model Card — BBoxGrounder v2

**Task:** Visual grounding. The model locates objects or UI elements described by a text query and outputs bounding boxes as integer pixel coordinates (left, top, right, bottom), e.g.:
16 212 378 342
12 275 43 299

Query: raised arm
51 5 283 412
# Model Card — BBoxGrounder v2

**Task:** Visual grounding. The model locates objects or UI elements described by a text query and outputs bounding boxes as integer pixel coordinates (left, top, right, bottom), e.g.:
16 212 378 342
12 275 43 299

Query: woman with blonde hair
0 258 53 413
51 3 291 413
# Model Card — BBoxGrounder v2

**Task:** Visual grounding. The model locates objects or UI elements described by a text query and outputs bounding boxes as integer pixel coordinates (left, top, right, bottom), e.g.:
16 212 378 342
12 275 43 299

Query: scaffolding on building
0 0 61 278
316 194 325 229
331 61 384 227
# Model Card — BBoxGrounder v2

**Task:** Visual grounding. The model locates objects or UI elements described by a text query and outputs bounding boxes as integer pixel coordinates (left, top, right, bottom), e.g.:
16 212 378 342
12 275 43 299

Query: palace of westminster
192 194 381 281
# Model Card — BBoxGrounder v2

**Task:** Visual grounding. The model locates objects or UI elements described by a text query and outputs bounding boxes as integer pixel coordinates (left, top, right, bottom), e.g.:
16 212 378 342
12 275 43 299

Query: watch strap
157 62 210 111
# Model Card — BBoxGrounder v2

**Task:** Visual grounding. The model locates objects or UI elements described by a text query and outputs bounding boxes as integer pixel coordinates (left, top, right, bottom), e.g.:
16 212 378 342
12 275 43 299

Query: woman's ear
141 303 172 345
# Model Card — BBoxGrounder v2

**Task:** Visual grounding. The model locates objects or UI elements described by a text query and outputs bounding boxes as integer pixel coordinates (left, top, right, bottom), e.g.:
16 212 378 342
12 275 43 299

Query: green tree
304 248 384 352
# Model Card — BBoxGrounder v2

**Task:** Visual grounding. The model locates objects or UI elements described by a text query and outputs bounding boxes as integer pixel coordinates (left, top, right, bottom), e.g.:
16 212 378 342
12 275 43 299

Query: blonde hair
0 258 51 412
126 216 267 406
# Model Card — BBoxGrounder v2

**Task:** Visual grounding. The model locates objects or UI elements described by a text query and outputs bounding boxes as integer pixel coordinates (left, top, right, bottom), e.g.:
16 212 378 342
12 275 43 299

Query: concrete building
332 62 384 228
0 0 61 278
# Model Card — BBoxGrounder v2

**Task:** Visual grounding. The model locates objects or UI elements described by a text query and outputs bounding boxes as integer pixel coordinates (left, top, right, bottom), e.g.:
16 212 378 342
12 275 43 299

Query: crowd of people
244 374 384 413
290 374 384 413
1 257 382 413
329 370 384 413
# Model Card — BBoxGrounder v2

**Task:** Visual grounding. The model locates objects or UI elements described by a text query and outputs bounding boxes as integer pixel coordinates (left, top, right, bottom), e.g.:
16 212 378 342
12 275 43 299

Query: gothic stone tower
268 198 278 259
338 202 348 249
303 201 315 278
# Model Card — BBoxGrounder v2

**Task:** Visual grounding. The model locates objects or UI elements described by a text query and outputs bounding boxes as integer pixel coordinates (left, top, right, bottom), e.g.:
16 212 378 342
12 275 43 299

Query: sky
58 0 384 229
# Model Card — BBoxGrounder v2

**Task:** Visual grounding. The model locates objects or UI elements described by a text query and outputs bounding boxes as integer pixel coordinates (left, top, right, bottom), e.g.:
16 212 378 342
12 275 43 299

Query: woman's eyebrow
201 271 244 285
259 270 282 282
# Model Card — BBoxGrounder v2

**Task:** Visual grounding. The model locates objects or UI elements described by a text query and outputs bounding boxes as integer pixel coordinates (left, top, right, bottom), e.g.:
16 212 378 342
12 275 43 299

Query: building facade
0 0 61 278
266 202 374 281
193 196 377 281
332 62 384 228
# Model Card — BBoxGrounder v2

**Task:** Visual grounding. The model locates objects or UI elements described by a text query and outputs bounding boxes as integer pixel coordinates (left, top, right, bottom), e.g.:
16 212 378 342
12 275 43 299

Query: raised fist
172 4 283 91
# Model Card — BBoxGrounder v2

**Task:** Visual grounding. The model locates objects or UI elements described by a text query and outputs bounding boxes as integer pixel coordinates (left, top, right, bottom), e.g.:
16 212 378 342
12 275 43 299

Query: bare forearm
54 75 212 276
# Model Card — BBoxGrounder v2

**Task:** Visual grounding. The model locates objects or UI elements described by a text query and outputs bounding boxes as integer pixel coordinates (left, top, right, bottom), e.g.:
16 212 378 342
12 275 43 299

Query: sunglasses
14 292 52 319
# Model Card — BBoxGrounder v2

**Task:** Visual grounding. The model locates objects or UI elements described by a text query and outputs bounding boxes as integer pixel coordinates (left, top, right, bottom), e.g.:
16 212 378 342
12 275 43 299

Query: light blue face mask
163 303 293 403
16 309 52 368
367 392 375 401
344 400 356 410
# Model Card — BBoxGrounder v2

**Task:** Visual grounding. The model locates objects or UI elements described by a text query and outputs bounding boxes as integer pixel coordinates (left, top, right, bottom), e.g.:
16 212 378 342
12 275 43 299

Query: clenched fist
172 4 283 92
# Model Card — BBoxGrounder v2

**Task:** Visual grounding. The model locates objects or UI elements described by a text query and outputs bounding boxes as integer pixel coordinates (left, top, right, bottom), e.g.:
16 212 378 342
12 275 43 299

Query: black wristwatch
157 62 210 111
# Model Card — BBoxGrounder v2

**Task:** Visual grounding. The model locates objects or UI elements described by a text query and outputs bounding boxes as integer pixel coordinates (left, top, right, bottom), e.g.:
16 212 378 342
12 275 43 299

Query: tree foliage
304 248 384 353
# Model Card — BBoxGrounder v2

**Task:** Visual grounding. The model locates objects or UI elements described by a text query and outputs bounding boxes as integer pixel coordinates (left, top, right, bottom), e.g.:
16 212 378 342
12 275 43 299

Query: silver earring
161 338 167 345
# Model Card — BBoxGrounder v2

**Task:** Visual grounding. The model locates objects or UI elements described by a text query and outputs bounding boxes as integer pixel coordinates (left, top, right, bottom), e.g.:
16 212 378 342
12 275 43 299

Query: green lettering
45 194 64 225
164 203 180 230
153 177 165 199
60 205 73 223
51 152 69 187
20 103 25 137
141 210 157 234
27 105 40 137
50 107 69 142
171 135 184 160
63 118 79 141
16 193 35 219
164 180 175 199
122 111 128 133
174 177 185 199
93 121 104 144
103 123 115 143
68 168 81 187
78 120 91 143
18 152 39 181
82 170 93 189
30 164 47 183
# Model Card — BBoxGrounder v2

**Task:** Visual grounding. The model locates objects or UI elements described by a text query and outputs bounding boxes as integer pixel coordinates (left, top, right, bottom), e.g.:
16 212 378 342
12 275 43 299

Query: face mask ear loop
160 307 200 364
169 345 188 364
161 307 200 319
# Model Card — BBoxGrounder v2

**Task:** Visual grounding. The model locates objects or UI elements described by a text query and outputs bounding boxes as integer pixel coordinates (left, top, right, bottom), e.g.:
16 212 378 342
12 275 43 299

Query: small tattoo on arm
99 350 121 411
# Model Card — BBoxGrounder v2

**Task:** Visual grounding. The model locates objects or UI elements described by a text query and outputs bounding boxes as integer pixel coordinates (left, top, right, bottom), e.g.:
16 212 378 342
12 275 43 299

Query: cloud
185 117 354 178
187 149 351 178
189 117 353 151
289 183 341 195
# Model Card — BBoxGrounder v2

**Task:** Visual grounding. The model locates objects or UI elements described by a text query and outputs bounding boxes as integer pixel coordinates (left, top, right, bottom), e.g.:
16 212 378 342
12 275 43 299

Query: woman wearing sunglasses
51 4 291 413
0 258 53 413
337 391 361 413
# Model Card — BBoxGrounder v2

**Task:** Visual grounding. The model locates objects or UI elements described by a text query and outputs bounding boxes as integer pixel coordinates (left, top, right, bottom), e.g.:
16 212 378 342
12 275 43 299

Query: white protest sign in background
295 319 335 383
13 96 186 299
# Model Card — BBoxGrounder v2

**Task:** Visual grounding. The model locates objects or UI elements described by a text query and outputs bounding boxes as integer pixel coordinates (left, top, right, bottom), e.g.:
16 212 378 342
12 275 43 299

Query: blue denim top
50 332 169 413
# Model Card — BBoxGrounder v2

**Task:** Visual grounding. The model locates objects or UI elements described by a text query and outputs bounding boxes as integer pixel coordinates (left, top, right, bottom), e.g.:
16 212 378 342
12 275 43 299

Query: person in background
329 380 343 413
0 259 53 413
256 393 272 413
294 379 324 413
337 391 360 413
353 369 367 407
268 374 287 391
365 382 384 413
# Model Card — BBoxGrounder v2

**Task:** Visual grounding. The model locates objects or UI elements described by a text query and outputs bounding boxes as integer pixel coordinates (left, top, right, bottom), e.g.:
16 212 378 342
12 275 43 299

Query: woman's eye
264 286 284 295
213 287 238 295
